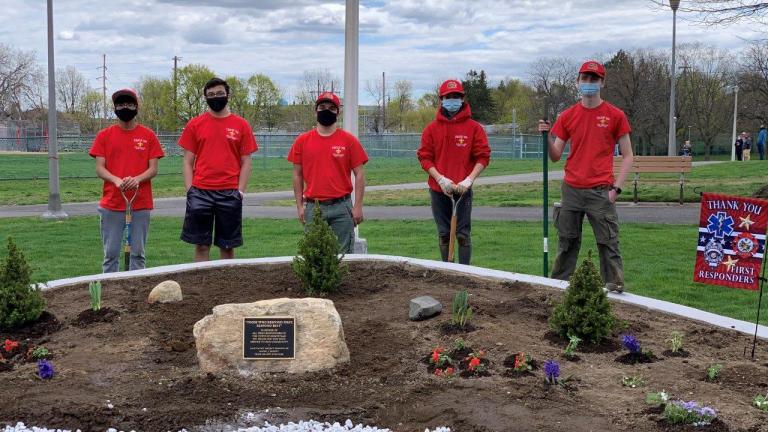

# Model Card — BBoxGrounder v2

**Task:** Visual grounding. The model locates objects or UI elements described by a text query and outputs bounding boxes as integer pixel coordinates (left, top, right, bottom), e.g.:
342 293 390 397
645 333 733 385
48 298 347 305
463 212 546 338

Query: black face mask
317 109 337 126
206 96 228 112
115 108 137 122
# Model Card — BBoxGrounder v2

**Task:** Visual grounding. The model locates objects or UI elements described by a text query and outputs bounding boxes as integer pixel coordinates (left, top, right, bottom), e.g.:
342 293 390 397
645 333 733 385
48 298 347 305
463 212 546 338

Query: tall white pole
43 0 67 219
667 2 680 156
731 86 738 161
344 0 365 253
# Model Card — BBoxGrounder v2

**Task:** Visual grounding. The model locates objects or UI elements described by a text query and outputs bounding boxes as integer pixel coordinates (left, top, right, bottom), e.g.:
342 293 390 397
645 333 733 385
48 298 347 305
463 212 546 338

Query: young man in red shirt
538 60 634 293
179 77 258 262
417 79 491 265
89 88 165 273
287 91 368 253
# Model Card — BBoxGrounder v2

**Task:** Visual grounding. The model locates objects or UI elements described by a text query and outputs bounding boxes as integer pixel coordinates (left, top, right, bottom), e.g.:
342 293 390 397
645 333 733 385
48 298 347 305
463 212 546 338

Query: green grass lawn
1 216 765 323
0 153 561 205
354 160 768 207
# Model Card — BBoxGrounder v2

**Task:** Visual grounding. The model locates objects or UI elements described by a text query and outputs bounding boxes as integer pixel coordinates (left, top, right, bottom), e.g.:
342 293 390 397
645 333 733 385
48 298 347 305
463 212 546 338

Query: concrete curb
41 254 767 340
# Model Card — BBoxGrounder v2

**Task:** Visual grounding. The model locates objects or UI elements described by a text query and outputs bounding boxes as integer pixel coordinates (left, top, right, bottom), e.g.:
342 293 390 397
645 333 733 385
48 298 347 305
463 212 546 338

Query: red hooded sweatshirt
417 103 491 193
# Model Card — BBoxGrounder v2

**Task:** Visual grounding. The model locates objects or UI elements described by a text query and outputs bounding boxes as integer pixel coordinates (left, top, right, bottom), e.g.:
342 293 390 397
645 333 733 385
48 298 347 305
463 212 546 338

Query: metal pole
344 0 365 253
731 86 738 161
667 6 678 156
751 248 767 358
542 129 549 276
43 0 67 219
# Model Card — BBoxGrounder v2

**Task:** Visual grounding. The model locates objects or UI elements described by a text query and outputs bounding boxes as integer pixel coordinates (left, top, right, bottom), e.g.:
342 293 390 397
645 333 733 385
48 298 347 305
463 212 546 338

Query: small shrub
753 394 768 412
292 205 347 295
667 331 683 353
450 289 473 328
549 253 614 344
563 335 581 359
706 364 722 382
31 346 50 360
0 237 45 330
453 338 466 351
88 281 102 311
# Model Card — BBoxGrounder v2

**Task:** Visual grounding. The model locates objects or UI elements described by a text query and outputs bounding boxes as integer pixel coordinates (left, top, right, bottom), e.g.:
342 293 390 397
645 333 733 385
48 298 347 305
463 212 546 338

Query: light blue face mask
442 98 462 113
578 82 600 97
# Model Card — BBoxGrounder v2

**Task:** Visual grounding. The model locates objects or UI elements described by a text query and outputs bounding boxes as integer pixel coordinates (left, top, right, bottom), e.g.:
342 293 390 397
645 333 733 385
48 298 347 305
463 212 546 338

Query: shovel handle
448 214 457 263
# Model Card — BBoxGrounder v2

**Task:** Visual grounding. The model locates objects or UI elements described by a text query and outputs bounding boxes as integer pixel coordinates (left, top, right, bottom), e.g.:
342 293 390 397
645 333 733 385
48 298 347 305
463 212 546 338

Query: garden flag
694 193 768 290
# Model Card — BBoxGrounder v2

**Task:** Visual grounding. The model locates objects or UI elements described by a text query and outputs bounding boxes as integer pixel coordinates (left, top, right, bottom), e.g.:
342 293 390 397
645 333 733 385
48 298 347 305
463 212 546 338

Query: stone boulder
148 280 182 304
193 297 349 376
409 296 442 321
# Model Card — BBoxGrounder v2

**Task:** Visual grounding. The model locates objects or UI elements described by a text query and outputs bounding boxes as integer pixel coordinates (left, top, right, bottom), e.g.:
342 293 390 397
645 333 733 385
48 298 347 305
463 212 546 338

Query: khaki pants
743 149 751 161
552 183 624 286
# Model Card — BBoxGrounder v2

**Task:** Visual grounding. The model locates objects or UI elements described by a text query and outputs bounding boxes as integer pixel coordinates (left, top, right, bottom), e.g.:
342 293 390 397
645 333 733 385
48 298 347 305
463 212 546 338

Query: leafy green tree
462 69 497 123
248 73 282 130
175 64 216 123
138 76 178 131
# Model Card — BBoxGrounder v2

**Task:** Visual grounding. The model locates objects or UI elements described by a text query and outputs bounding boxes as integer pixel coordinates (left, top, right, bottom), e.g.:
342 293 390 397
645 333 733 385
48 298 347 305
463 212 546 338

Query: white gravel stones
4 422 451 432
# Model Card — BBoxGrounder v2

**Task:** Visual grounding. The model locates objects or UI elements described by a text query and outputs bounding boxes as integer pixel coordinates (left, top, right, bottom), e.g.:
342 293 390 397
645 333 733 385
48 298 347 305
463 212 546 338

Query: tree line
4 40 768 158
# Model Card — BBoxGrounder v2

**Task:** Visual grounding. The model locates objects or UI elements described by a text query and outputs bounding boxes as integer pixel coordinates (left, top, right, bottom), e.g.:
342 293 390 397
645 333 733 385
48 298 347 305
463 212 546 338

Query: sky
1 0 762 104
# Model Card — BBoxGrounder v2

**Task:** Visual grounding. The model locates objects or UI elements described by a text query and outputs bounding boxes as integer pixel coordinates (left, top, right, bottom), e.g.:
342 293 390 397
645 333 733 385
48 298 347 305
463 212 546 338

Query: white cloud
57 30 79 41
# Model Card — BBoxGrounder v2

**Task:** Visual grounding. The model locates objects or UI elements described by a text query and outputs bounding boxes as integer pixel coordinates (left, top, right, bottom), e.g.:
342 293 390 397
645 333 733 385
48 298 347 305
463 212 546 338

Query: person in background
743 131 752 161
756 125 766 160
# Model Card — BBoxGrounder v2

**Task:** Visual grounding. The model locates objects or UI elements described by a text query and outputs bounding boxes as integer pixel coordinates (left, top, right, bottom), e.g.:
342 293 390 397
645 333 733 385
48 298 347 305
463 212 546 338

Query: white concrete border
41 254 767 340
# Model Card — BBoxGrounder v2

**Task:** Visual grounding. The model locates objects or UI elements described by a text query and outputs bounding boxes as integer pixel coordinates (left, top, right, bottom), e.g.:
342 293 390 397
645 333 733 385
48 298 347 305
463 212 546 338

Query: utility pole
100 54 107 121
173 55 181 128
344 0 365 253
382 71 386 133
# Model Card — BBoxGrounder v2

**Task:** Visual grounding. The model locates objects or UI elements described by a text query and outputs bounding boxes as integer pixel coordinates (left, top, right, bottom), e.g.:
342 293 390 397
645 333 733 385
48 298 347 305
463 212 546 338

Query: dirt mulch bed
1 261 767 432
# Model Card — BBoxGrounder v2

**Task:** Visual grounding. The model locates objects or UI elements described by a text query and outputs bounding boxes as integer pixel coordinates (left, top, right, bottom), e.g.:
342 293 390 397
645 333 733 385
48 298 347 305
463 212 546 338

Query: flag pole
751 245 767 359
542 127 549 277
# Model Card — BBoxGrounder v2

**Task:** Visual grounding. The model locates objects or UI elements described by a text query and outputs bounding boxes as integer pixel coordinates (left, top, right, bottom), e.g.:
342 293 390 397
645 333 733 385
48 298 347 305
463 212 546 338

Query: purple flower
37 359 54 380
544 359 560 383
621 334 641 354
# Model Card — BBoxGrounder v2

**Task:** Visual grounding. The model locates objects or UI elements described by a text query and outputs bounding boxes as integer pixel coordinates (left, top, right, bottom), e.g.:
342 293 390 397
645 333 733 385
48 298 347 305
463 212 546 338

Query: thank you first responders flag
694 193 768 290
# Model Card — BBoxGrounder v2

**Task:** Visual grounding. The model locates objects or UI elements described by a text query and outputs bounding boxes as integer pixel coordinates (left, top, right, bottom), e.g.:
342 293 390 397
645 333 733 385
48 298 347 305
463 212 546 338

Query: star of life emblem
704 237 724 268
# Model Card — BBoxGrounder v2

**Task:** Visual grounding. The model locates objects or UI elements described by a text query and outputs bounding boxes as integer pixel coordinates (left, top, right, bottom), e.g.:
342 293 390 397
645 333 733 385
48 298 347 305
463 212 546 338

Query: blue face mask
442 98 462 113
578 82 600 97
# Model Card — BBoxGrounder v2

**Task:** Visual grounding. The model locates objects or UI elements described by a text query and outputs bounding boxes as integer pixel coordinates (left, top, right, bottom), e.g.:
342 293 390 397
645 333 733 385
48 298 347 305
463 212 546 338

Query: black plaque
243 316 296 360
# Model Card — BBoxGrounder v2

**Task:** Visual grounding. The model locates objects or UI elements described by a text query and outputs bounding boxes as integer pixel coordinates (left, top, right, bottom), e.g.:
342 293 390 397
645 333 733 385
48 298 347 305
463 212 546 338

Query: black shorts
181 186 243 249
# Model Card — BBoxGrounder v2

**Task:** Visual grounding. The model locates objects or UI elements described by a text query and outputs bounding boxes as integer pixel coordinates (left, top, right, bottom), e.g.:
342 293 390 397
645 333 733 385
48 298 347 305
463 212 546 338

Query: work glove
455 176 473 194
437 175 455 195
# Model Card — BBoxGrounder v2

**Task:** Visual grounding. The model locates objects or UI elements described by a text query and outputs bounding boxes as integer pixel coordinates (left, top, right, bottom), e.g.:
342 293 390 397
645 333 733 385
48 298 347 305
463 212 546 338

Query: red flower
430 347 443 364
445 367 455 376
3 339 19 353
434 368 443 377
468 357 481 371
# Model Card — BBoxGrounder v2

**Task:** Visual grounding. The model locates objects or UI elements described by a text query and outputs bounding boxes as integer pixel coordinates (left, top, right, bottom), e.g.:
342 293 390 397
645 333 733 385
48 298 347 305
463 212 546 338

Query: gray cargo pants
304 196 355 254
98 207 151 273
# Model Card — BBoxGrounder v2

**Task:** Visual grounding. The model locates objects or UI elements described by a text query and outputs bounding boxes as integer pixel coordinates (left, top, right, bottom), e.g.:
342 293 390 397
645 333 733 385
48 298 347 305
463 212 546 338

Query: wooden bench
613 156 693 205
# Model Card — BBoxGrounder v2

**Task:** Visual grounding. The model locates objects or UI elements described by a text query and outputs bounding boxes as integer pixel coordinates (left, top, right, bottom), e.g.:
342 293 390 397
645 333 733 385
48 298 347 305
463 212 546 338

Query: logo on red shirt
596 116 610 128
332 145 347 158
225 127 240 141
455 135 468 147
134 138 147 151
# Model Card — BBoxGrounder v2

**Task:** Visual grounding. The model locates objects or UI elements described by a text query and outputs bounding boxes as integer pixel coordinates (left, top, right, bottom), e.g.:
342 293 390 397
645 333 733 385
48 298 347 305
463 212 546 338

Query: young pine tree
292 204 347 295
549 252 614 344
0 237 45 330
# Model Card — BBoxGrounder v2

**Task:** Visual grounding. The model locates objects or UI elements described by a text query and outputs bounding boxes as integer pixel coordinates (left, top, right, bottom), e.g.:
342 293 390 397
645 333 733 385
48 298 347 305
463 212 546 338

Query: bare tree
651 1 768 25
295 69 341 105
677 43 736 160
0 44 43 119
527 57 579 121
364 76 387 133
56 66 89 114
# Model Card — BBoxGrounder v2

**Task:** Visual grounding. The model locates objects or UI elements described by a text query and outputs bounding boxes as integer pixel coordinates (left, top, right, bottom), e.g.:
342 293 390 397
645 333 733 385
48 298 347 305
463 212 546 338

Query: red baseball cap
316 91 341 108
111 88 139 105
578 60 605 78
439 79 464 97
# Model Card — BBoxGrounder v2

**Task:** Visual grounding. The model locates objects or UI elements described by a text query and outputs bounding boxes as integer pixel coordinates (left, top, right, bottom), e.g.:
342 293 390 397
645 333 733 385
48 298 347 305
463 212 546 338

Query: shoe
605 283 624 294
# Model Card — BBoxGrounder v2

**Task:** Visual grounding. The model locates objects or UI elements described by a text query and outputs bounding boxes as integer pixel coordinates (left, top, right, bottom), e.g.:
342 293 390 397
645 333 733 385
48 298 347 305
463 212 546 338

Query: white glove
437 175 455 195
455 176 473 194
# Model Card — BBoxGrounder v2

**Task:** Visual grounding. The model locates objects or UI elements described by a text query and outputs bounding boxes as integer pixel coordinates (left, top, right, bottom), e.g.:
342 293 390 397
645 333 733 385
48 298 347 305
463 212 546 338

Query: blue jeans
98 207 151 273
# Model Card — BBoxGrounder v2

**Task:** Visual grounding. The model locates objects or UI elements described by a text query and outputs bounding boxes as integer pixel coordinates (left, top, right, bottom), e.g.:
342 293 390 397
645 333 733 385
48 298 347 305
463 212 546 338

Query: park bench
613 156 693 205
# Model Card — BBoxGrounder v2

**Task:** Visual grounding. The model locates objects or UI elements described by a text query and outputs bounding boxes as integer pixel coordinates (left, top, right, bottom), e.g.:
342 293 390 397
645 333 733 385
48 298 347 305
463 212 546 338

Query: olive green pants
551 183 624 286
304 196 355 254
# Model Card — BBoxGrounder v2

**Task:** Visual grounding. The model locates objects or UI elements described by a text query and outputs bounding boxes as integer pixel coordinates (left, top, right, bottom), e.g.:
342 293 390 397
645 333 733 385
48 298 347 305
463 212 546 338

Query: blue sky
1 0 761 103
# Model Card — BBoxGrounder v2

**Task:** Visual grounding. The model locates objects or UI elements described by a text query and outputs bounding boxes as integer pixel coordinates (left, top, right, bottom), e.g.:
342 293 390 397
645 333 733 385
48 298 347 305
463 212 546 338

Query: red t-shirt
287 129 369 201
551 101 631 188
178 113 258 190
89 124 165 211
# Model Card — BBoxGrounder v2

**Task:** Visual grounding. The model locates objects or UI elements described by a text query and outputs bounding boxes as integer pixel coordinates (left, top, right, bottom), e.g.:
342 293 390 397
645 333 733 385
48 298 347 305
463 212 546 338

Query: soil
1 261 768 432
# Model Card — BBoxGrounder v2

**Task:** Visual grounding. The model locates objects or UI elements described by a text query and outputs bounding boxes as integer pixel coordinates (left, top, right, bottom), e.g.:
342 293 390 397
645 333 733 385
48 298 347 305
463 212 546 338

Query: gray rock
409 296 442 321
